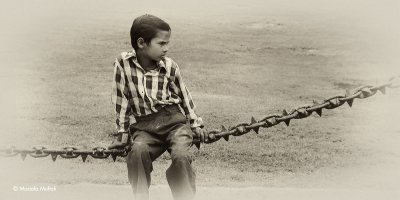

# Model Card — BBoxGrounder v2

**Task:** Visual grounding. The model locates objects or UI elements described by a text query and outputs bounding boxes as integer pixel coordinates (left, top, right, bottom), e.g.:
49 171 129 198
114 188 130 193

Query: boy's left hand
192 127 209 143
107 132 131 150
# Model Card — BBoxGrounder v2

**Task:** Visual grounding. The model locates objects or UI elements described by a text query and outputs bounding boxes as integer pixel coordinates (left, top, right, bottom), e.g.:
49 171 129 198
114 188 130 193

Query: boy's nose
163 45 169 53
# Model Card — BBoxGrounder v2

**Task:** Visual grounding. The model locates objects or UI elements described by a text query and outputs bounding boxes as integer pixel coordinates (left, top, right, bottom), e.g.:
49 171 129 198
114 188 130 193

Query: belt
134 104 182 122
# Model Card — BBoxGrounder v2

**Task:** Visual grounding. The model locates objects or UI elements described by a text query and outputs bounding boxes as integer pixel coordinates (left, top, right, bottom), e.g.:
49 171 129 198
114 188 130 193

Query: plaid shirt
111 50 203 132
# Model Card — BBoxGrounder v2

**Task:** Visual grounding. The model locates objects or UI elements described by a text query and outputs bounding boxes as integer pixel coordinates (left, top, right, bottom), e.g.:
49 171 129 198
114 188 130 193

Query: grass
1 0 399 188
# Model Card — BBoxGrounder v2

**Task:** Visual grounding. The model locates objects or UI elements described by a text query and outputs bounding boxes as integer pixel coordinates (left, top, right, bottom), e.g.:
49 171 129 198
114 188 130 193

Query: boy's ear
137 37 146 49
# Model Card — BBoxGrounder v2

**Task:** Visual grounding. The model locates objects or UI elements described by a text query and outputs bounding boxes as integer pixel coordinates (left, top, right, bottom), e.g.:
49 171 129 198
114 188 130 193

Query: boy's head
130 14 171 61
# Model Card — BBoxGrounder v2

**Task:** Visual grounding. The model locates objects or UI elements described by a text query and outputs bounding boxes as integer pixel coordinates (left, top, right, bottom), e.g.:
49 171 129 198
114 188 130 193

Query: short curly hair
130 14 171 50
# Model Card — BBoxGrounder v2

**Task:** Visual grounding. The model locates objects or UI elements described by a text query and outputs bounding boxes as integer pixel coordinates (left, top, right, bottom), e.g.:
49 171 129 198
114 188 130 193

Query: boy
108 14 208 200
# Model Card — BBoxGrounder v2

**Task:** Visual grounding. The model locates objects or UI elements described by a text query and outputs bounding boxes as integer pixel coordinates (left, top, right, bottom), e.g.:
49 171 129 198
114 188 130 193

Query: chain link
0 76 398 161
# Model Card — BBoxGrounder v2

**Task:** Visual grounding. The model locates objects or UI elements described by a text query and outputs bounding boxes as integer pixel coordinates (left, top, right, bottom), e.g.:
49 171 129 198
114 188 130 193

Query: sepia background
1 0 399 199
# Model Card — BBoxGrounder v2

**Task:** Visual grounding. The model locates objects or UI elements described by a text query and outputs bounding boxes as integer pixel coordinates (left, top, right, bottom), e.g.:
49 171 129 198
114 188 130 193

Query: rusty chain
0 76 399 162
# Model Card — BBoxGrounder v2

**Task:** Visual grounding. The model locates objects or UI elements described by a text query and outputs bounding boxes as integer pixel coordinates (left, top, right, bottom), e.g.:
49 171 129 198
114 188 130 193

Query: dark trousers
126 105 196 200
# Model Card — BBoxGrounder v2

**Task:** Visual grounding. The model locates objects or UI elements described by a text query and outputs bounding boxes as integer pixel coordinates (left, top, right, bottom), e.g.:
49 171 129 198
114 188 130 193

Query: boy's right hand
107 132 131 150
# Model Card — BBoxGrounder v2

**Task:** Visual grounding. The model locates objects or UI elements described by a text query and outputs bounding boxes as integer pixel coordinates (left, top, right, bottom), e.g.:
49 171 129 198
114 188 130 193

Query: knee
171 149 193 164
132 142 149 152
127 142 152 167
167 150 194 178
128 142 149 157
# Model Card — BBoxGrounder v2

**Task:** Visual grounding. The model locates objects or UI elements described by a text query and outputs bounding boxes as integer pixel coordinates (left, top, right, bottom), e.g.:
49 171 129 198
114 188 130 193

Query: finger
204 129 209 142
108 141 126 150
108 143 120 150
200 131 205 143
193 130 199 138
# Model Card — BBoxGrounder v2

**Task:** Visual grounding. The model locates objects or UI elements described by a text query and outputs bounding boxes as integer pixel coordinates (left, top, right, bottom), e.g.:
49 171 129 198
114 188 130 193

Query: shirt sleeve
172 63 204 129
111 58 132 133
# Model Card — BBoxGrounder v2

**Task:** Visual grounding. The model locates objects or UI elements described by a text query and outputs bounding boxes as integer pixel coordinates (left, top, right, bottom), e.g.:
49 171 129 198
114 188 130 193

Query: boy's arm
172 64 204 129
111 58 132 133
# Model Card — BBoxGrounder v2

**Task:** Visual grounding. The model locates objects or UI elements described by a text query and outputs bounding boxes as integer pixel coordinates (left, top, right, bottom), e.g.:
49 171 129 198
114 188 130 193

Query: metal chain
204 76 399 144
1 76 399 162
0 145 130 162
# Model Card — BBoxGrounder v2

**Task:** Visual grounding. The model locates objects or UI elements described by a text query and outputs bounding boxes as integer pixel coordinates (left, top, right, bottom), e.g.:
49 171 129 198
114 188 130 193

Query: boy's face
142 30 171 62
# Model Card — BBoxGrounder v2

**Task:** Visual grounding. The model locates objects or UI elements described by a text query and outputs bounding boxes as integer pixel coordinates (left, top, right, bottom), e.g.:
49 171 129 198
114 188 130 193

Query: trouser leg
165 123 196 200
126 130 166 200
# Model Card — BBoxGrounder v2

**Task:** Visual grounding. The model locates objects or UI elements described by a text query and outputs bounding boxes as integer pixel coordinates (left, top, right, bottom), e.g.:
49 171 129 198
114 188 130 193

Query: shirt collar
123 49 167 71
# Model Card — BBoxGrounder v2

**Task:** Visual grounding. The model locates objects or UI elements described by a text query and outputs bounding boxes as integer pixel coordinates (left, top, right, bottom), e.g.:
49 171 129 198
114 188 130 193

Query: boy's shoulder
114 51 133 68
116 51 134 62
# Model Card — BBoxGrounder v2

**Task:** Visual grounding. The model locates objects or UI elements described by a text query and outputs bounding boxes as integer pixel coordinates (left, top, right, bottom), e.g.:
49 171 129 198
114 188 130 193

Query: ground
0 0 400 199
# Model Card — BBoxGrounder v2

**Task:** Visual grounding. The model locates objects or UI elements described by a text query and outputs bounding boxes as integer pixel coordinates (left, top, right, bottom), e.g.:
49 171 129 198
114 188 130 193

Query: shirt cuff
116 124 130 133
189 116 204 129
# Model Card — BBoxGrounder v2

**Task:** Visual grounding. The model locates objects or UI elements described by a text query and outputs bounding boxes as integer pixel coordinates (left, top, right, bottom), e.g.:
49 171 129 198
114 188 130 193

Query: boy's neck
136 51 157 71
